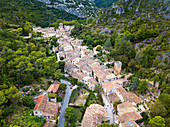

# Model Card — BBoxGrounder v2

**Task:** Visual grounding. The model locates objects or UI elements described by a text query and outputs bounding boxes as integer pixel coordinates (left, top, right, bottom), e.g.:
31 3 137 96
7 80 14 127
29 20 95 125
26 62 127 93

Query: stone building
114 61 122 75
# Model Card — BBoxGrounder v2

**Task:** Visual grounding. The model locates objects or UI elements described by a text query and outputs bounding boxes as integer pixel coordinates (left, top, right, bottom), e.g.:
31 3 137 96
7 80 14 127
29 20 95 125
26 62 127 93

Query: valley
0 0 169 127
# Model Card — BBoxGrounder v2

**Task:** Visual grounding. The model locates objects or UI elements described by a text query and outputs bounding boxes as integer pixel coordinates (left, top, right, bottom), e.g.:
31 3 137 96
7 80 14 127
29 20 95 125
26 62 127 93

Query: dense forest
0 22 66 126
0 0 80 27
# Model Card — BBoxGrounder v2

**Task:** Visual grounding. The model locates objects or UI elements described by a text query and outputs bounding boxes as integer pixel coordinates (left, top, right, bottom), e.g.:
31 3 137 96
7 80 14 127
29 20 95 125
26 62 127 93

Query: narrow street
101 93 115 124
58 82 72 127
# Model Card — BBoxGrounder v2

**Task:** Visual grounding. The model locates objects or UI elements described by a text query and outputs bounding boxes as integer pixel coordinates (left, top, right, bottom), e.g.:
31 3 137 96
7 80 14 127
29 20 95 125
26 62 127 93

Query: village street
101 93 115 124
58 83 72 127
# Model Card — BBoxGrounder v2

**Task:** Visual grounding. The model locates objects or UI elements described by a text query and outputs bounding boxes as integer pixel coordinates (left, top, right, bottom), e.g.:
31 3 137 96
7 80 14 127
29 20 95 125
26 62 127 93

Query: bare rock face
114 61 122 75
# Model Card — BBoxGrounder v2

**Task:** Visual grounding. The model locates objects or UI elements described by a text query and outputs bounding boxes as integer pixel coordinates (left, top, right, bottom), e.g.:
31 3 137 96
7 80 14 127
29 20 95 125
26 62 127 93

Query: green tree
0 91 7 117
130 77 139 91
70 78 78 85
149 116 165 127
113 101 122 108
94 85 102 93
150 101 167 117
128 59 137 72
104 39 112 50
22 95 34 108
59 84 67 91
54 69 63 80
57 96 62 102
159 93 170 113
64 107 77 123
116 55 128 68
98 122 118 127
137 80 148 94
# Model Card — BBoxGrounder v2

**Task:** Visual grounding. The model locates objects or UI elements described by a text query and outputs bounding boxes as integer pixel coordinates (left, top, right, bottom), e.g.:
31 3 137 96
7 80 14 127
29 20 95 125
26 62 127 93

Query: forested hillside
94 0 118 8
0 0 80 27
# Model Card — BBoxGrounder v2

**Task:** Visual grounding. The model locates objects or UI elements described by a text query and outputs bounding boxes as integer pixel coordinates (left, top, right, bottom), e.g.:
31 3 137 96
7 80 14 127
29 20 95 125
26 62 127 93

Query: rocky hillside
35 0 99 18
98 0 169 24
94 0 118 8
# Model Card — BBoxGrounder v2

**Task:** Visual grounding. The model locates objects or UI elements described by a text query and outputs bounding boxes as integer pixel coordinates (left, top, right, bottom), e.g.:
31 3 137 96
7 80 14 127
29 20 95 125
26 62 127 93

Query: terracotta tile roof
76 60 86 67
123 92 142 104
108 93 120 103
103 83 122 91
119 112 142 123
81 64 92 72
33 95 59 115
117 102 135 110
117 102 137 116
34 95 44 111
43 121 55 127
72 72 87 81
116 88 142 103
87 78 98 85
122 121 139 127
47 84 60 93
67 67 79 73
81 104 108 127
106 74 116 79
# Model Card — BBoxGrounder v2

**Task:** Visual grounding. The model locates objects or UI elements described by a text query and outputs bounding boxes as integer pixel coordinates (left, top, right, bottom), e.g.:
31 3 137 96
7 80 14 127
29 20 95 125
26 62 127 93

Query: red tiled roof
119 112 142 123
33 95 59 115
47 84 60 93
43 121 55 127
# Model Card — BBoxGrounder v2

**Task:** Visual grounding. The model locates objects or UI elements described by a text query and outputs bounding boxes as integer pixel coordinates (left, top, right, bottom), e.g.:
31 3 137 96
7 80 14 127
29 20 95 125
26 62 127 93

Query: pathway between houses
58 81 72 127
101 93 115 124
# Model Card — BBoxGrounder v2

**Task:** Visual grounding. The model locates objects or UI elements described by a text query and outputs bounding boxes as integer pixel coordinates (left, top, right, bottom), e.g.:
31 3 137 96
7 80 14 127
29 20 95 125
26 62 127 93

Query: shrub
60 57 64 60
48 93 56 98
31 90 36 95
23 87 30 92
57 96 63 102
34 87 39 92
96 46 101 51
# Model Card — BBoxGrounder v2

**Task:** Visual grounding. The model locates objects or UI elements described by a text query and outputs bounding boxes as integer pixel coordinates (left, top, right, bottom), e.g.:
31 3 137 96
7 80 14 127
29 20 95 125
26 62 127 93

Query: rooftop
81 104 108 127
72 72 87 81
119 112 142 124
108 93 120 103
47 84 60 93
122 121 139 127
43 121 55 127
117 102 135 111
103 82 122 91
33 95 59 115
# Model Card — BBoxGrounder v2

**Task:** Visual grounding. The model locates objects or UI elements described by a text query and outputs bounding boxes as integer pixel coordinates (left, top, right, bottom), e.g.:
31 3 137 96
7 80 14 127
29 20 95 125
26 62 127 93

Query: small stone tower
114 61 122 75
59 23 64 30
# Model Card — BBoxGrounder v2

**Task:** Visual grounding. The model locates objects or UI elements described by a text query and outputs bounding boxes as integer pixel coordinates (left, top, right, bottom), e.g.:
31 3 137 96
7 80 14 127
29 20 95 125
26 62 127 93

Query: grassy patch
69 89 80 103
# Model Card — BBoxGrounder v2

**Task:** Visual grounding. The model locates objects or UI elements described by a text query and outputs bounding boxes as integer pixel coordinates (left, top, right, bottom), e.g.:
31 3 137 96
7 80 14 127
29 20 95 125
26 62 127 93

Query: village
22 23 158 127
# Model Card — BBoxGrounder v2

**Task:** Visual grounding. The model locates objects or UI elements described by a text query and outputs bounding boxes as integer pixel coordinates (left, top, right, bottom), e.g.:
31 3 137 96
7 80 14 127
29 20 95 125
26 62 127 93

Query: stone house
33 94 59 119
82 76 98 91
114 61 122 76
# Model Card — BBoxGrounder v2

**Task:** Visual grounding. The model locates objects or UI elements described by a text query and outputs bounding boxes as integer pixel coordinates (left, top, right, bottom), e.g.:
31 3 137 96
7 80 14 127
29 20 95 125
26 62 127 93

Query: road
58 81 72 127
101 93 115 124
